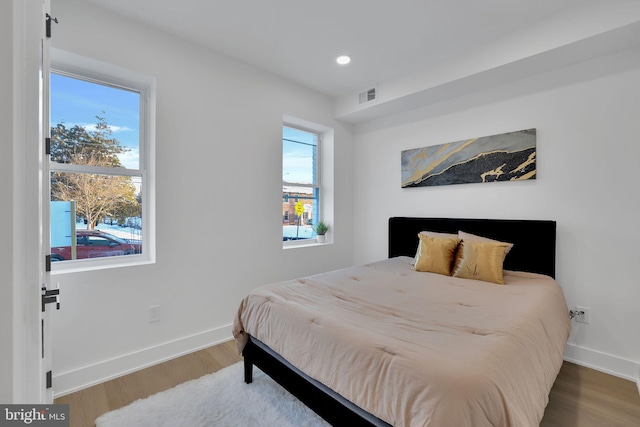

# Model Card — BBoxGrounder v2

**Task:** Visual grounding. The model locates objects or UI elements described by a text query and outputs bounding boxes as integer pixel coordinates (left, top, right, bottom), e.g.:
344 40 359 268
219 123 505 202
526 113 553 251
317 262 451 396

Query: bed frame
389 217 556 277
243 217 557 426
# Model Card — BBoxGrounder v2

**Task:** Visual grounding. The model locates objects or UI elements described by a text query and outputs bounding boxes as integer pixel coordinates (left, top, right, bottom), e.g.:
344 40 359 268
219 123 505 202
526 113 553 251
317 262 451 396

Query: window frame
282 118 332 248
49 49 156 272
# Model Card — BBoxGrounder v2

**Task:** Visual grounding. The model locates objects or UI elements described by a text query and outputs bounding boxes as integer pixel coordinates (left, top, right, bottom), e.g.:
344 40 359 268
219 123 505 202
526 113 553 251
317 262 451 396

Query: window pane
283 186 318 241
50 172 142 262
283 126 317 185
50 73 140 169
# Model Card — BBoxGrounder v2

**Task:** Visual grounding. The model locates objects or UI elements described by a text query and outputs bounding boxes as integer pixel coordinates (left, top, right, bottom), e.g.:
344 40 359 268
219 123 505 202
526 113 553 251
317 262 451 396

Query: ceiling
81 0 609 98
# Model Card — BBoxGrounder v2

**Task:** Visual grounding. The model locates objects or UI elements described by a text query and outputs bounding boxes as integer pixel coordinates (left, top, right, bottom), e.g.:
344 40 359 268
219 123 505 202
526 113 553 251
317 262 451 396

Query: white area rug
95 362 330 427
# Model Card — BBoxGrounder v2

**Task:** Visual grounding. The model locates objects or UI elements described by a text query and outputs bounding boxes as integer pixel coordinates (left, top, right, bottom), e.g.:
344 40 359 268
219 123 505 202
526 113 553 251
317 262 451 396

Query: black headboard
389 217 557 278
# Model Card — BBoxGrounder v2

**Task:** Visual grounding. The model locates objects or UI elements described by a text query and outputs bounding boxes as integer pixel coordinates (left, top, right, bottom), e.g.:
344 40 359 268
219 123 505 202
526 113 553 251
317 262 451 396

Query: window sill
51 255 155 274
283 239 332 250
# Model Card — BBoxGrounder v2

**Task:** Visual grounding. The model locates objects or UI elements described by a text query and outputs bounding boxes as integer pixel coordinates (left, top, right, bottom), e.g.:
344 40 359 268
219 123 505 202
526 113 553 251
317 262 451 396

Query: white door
12 0 58 403
39 0 59 403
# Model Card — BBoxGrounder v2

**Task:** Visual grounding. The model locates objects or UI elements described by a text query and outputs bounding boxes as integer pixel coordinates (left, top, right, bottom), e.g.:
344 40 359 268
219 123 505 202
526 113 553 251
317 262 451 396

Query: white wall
352 46 640 383
0 0 15 403
50 0 354 395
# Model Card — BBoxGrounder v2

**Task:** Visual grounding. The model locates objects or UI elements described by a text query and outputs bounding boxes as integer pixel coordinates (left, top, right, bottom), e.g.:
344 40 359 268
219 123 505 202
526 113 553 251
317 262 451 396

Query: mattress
233 257 570 426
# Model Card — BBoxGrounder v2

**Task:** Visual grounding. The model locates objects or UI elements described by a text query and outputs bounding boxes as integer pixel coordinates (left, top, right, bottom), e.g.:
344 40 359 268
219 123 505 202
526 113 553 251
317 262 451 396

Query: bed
233 217 570 426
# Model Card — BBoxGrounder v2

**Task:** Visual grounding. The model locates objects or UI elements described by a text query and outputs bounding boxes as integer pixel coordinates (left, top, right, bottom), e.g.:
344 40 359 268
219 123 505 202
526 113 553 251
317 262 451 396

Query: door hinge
45 137 51 155
45 14 58 38
45 254 51 272
42 285 60 312
46 371 52 389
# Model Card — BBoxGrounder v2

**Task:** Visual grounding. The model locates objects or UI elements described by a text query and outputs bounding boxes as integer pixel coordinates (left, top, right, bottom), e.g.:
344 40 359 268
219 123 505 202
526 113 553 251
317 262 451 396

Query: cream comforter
233 257 570 427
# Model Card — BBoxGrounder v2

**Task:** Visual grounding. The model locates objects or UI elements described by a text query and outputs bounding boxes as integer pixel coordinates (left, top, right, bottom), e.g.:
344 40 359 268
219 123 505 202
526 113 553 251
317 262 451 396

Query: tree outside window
50 71 145 262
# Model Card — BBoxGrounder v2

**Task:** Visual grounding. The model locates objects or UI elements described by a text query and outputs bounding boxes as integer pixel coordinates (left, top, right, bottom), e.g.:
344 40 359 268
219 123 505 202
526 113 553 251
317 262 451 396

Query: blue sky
50 72 140 169
282 126 317 184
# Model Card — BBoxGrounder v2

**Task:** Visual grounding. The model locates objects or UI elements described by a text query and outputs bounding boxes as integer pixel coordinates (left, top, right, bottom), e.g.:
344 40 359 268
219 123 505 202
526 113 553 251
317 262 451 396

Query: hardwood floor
541 362 640 427
56 340 640 427
54 340 242 427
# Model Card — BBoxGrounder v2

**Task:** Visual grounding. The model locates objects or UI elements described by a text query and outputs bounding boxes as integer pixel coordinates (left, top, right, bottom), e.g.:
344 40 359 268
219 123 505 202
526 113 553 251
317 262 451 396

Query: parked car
51 229 142 261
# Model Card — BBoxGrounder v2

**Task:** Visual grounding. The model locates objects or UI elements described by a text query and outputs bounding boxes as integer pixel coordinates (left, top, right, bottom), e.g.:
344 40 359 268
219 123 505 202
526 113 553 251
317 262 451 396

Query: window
49 49 155 269
282 126 320 242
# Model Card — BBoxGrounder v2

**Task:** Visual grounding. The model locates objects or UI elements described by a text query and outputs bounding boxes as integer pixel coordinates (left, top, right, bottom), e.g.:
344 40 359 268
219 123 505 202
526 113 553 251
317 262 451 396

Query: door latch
41 286 60 312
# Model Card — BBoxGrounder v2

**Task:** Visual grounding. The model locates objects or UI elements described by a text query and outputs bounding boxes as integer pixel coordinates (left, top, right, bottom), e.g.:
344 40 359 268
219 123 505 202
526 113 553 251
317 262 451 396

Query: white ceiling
81 0 611 98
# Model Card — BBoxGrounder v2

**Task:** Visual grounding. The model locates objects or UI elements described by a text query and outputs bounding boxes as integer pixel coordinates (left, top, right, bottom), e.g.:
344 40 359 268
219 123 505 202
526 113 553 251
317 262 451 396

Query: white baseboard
53 323 234 398
564 343 640 395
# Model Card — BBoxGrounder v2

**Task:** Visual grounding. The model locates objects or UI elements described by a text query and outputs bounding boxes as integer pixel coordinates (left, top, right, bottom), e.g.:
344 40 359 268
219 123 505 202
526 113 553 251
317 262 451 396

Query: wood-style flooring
541 361 640 427
54 340 242 427
55 340 640 427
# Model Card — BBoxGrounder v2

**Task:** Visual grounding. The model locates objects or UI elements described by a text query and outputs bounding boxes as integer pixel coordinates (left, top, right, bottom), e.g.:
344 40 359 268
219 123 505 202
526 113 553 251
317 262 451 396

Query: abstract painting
401 128 536 188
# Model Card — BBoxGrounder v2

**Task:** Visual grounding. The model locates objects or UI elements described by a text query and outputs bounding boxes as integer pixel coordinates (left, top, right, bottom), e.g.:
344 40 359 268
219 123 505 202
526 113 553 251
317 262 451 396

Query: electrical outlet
149 305 160 323
575 306 590 324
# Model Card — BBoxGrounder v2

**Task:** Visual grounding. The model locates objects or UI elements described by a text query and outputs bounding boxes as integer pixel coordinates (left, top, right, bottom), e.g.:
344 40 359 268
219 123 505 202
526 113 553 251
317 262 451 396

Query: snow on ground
80 221 142 241
283 225 316 239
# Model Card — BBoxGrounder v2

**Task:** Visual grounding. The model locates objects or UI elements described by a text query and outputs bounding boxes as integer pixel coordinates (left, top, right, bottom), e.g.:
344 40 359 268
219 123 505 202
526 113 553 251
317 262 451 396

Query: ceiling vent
358 87 377 105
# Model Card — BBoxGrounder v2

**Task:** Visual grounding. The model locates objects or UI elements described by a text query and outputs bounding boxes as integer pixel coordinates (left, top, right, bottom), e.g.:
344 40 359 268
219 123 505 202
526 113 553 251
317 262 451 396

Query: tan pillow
452 241 510 284
458 231 514 256
413 234 460 276
420 230 458 239
413 231 459 266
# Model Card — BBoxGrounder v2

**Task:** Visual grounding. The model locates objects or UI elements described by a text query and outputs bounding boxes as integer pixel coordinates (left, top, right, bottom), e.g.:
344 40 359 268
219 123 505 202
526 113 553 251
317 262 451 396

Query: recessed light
336 55 351 65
